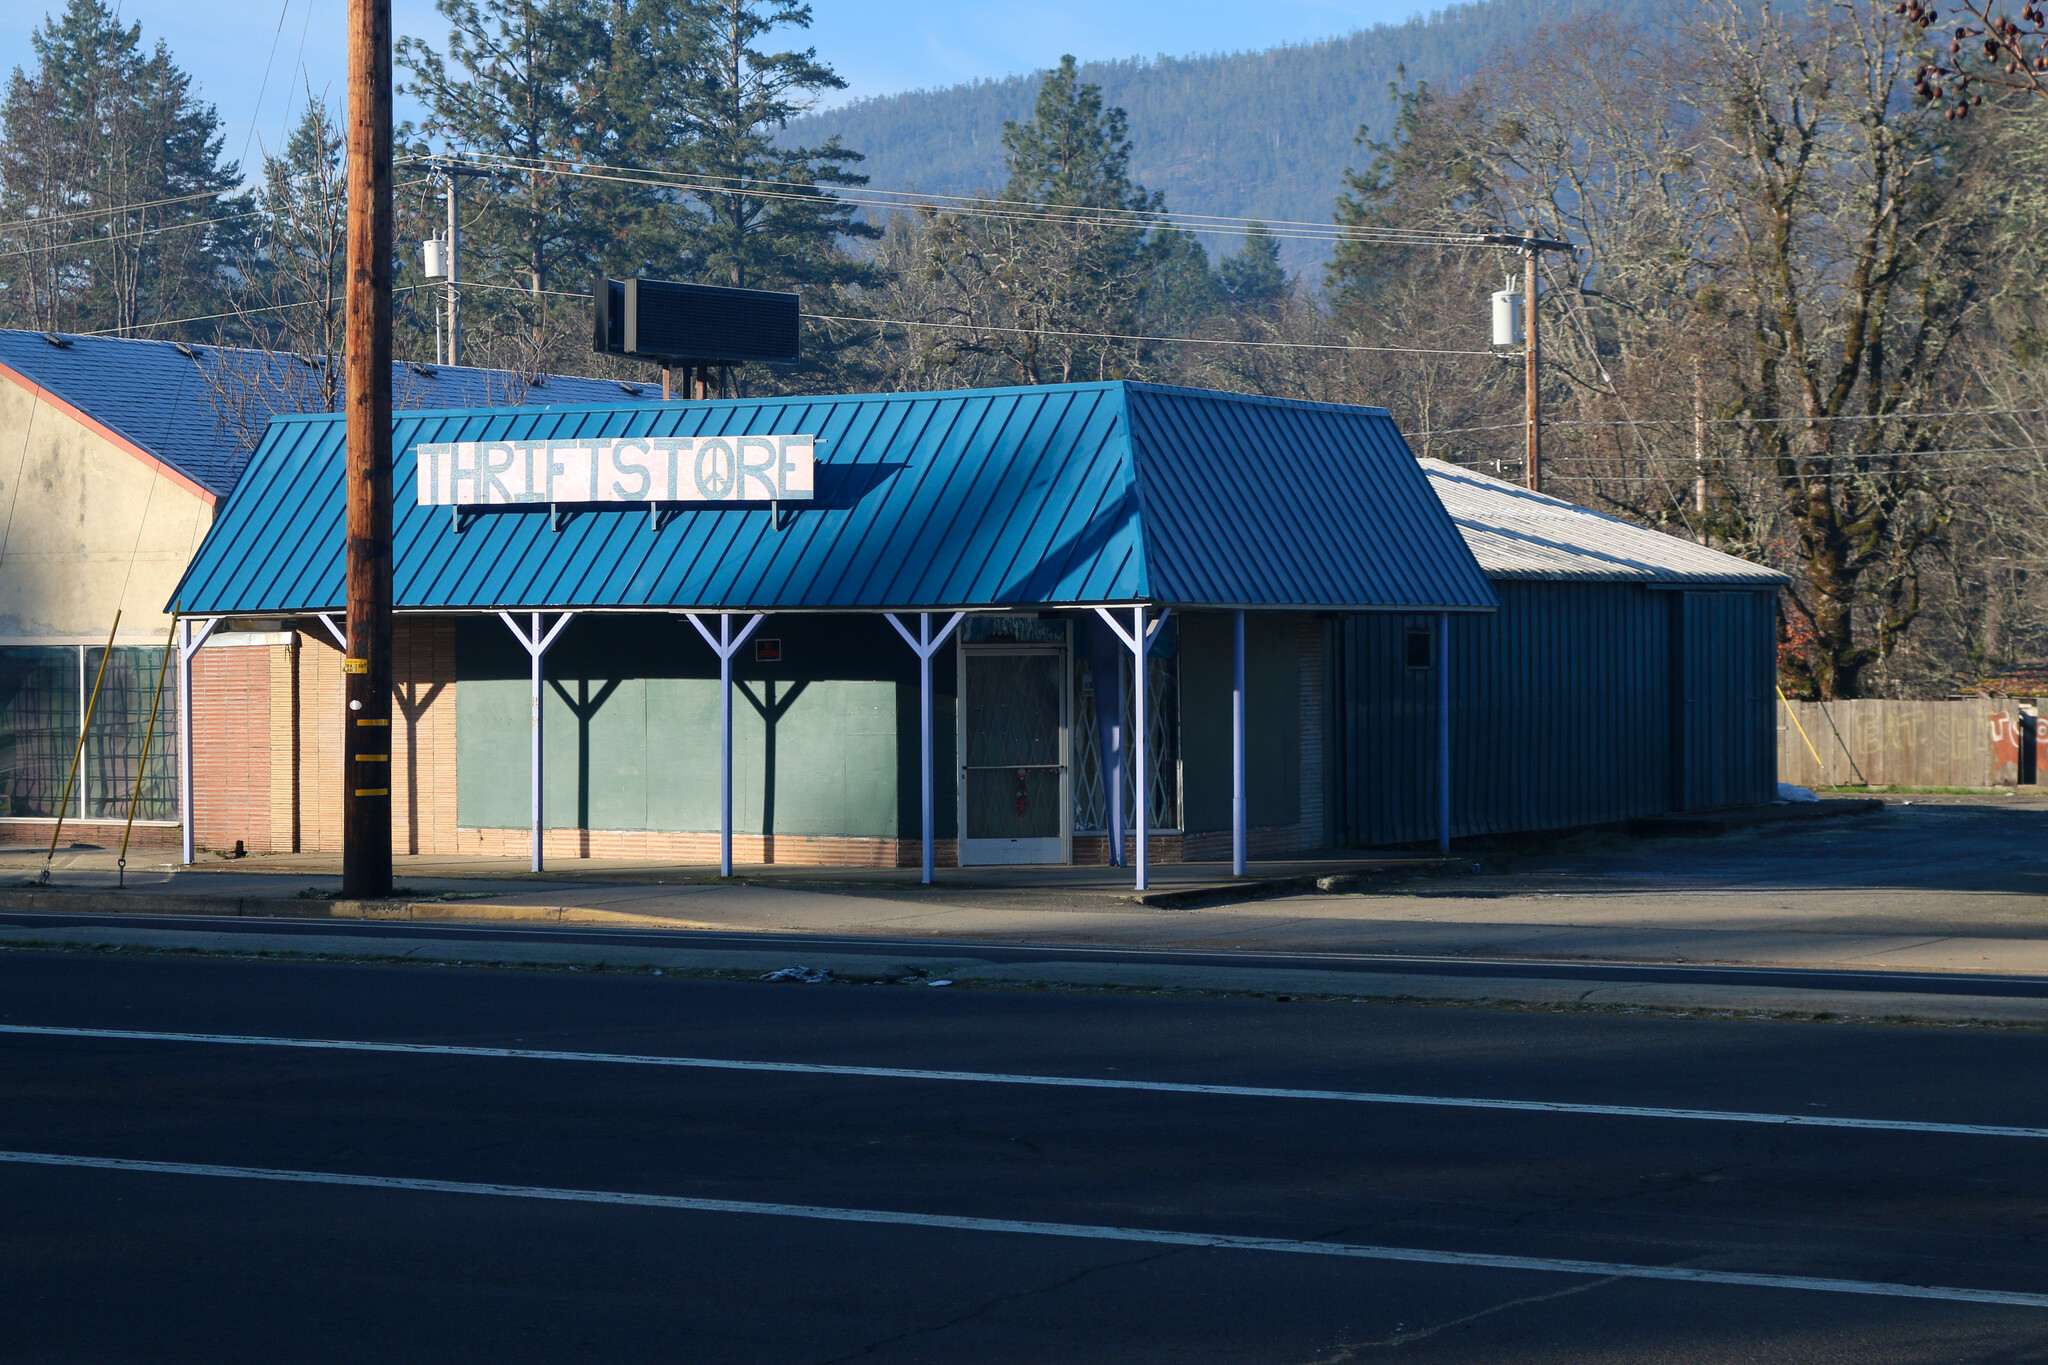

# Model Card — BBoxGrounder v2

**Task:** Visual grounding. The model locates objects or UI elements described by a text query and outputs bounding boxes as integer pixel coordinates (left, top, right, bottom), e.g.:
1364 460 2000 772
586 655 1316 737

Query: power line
236 0 293 175
453 277 1499 358
70 287 428 338
0 207 266 260
808 311 1495 357
0 186 257 236
0 148 1521 270
408 151 1501 250
1444 459 2035 481
1417 439 2048 462
1408 407 2048 437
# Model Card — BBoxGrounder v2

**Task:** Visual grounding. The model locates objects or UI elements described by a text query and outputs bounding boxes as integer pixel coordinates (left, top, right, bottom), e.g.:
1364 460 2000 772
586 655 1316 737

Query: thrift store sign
414 435 816 505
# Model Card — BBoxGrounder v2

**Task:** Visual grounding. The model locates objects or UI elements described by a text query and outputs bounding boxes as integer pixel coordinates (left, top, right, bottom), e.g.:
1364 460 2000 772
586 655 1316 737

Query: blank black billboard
591 276 800 365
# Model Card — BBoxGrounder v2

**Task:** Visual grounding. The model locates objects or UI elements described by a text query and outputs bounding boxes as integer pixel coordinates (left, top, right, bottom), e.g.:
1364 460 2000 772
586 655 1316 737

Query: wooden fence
1776 698 2032 789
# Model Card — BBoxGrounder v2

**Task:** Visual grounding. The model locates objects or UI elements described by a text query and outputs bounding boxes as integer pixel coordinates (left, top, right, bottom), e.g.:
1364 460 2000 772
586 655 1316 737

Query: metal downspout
1437 611 1451 854
1233 609 1246 877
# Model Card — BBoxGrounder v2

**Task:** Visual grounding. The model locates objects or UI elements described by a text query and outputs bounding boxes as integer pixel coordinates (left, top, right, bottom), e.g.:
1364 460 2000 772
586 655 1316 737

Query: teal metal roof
172 381 1499 615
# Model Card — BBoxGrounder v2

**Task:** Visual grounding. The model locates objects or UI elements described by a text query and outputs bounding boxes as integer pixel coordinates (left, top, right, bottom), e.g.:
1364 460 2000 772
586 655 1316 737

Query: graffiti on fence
1779 699 2019 788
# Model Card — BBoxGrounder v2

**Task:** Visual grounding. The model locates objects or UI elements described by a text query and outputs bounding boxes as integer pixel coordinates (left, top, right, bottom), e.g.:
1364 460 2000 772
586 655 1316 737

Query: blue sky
2 0 1434 176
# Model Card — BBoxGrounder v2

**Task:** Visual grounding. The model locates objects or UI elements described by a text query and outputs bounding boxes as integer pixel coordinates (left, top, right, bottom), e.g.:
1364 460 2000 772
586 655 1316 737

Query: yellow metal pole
1776 685 1832 788
116 614 178 887
41 611 120 882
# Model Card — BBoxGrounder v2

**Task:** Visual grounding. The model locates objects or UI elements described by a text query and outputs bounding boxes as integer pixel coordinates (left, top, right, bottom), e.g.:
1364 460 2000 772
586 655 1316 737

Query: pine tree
248 98 348 388
398 0 650 344
653 0 878 295
924 55 1167 384
1325 74 1485 322
0 0 246 335
1218 223 1285 310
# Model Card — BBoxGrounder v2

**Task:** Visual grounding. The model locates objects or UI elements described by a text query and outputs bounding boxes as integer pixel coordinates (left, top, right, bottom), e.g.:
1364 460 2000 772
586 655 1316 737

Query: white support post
176 616 220 865
1437 610 1452 854
1133 605 1147 890
499 611 575 872
886 611 966 884
315 613 347 648
1114 650 1130 863
1232 609 1247 877
1092 605 1170 891
686 612 767 877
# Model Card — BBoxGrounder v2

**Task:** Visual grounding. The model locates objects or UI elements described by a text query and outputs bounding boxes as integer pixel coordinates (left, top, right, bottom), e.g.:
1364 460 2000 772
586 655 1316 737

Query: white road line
3 1148 2042 1308
2 1022 2040 1140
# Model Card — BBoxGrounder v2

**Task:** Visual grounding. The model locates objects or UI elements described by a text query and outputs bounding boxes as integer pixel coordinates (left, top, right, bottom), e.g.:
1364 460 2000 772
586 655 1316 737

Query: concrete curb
0 889 718 929
0 862 1478 922
1126 859 1475 909
6 920 2045 1026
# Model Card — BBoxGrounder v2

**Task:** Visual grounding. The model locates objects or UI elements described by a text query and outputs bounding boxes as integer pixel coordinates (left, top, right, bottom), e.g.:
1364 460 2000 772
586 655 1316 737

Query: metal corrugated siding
1333 582 1676 846
1128 386 1499 610
1420 459 1788 586
1679 590 1778 810
174 381 1499 615
0 328 654 497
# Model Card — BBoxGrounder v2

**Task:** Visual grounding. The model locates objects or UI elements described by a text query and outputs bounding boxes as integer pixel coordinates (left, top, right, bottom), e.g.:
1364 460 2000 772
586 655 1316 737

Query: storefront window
85 648 179 821
0 647 178 821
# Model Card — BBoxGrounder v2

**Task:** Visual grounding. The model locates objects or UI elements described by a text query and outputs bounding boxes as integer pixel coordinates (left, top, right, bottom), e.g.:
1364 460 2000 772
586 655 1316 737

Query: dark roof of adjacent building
173 381 1503 615
1421 459 1789 587
0 328 659 500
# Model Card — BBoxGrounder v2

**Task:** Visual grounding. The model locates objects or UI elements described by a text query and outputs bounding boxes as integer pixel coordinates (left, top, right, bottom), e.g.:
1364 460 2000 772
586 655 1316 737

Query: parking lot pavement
7 950 2048 1362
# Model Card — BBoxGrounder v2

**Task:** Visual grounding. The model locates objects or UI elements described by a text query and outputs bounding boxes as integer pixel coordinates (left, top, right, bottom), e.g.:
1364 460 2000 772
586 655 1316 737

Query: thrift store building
168 380 1786 880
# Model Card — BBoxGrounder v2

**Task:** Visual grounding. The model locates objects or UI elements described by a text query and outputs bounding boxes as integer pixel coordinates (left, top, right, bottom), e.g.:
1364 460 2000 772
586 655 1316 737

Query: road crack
1303 1273 1626 1359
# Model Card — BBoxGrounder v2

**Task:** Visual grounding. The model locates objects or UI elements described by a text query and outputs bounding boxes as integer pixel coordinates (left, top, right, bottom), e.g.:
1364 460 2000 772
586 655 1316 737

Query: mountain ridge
786 0 1629 275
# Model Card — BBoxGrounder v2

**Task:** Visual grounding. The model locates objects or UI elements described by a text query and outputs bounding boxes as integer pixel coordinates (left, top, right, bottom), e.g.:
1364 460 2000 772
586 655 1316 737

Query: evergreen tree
244 97 347 391
398 0 651 315
1218 222 1285 310
654 0 878 294
0 0 246 335
925 55 1167 384
1325 74 1485 321
1146 225 1219 333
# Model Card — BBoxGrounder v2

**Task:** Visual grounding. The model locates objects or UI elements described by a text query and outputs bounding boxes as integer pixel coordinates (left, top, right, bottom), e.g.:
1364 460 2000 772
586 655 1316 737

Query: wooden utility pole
1484 233 1572 494
440 162 488 367
1693 362 1708 517
1524 242 1541 493
342 0 393 898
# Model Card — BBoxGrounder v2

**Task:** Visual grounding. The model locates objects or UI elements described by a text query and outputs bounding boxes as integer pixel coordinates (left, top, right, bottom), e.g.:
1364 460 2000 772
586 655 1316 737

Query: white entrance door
958 645 1069 865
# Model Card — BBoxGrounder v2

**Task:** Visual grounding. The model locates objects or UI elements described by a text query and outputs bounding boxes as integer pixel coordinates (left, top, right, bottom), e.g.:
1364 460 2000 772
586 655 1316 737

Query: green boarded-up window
454 615 935 838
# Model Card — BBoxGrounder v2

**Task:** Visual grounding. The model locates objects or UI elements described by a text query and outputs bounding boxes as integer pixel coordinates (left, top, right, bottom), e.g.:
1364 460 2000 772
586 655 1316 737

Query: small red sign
755 638 782 662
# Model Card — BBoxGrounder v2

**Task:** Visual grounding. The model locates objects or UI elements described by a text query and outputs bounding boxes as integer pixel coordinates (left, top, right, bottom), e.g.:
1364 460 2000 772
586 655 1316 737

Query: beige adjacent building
0 328 654 847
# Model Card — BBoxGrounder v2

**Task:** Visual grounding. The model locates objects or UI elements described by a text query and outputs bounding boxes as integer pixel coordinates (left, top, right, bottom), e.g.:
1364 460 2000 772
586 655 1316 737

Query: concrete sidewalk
6 793 2047 1020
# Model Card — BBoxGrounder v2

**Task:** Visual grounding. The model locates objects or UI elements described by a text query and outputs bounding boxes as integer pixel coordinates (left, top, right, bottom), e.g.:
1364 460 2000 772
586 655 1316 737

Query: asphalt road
5 952 2048 1362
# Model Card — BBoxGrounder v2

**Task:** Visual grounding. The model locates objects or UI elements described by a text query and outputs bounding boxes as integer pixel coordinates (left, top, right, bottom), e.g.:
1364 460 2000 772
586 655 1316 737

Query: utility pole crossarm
1479 233 1574 253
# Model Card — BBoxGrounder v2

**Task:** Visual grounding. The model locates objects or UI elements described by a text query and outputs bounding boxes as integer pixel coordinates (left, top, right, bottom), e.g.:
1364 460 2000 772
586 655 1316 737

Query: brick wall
452 826 935 868
291 618 457 855
393 619 458 854
187 619 457 857
1072 832 1184 865
190 637 277 853
0 819 178 850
